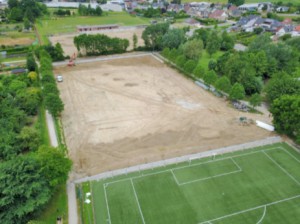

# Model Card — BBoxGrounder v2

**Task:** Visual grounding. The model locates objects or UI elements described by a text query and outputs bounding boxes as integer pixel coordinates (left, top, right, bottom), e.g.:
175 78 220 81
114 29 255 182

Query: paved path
46 110 59 147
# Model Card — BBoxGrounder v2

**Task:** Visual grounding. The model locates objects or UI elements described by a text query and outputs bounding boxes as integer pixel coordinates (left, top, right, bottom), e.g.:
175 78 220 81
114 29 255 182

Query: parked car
56 75 63 82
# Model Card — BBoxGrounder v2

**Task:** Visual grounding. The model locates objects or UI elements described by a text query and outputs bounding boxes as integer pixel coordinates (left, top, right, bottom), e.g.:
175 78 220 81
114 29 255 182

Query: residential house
276 25 294 37
276 6 289 13
228 5 242 18
209 9 228 21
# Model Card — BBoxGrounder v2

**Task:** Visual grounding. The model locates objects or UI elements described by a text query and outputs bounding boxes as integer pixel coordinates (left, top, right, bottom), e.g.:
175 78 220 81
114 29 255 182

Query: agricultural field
36 12 150 44
78 142 300 224
55 54 273 180
0 23 36 46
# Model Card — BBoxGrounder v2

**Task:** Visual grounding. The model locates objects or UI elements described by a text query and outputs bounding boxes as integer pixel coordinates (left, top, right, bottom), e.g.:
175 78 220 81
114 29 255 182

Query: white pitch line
230 157 242 171
178 170 242 186
263 151 300 186
170 170 180 185
256 206 267 224
282 148 300 164
130 179 146 224
105 147 283 187
103 184 112 224
199 194 300 224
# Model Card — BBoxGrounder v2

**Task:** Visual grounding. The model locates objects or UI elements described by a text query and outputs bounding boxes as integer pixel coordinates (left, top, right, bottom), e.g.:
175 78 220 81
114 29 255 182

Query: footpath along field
78 143 300 224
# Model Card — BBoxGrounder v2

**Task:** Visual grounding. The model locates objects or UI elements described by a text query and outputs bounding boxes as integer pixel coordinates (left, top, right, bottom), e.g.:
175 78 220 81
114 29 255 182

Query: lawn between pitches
78 143 300 224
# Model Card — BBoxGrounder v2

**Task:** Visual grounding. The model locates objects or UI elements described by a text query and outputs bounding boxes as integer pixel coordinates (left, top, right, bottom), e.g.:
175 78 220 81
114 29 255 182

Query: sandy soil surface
49 27 144 57
55 54 274 179
0 37 34 46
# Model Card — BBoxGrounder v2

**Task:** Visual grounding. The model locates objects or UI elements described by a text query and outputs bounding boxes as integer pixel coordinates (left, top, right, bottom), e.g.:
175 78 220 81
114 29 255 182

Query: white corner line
131 179 146 224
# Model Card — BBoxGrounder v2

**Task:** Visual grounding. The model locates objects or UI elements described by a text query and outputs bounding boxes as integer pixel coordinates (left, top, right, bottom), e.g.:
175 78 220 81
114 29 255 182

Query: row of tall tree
0 53 71 223
74 34 129 56
78 4 102 16
38 49 64 117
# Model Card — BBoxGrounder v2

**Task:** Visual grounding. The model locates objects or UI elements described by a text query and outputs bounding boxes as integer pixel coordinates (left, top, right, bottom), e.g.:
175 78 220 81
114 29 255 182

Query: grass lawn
79 142 300 224
36 12 150 44
198 50 224 72
35 184 68 224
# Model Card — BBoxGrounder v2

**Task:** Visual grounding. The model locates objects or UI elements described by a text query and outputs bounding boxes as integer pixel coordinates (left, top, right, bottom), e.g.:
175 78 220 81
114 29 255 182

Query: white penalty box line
173 157 243 186
199 194 300 224
104 146 284 187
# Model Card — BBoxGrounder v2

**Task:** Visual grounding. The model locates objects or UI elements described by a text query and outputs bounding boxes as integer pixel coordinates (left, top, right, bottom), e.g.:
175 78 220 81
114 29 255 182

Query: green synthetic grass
35 12 150 44
81 142 300 224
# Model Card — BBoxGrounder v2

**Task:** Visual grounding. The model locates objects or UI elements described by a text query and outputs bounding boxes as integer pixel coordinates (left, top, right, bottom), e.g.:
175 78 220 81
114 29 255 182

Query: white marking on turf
170 170 180 185
178 170 242 186
263 151 300 186
105 147 283 187
199 194 300 224
103 184 112 224
282 148 300 164
256 206 267 224
131 179 146 224
230 157 242 171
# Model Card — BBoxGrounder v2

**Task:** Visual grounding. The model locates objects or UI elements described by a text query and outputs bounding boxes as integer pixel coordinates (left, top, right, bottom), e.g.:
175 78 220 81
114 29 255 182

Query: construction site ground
54 54 274 179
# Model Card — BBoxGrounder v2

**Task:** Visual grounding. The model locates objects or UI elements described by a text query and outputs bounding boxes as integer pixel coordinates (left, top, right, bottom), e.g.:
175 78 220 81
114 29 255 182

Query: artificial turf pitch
79 143 300 224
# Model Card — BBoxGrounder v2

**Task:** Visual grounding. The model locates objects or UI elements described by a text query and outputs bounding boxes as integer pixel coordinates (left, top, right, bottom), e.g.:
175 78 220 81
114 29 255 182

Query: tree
228 0 245 6
37 146 72 188
248 51 268 77
23 17 30 30
142 23 169 50
203 70 218 85
220 31 234 51
133 33 138 50
17 126 39 152
208 59 217 71
162 28 186 49
26 53 37 72
206 31 221 56
175 55 187 68
271 95 300 143
193 65 206 78
181 39 204 60
249 93 262 109
265 74 300 103
215 76 231 93
193 28 210 48
229 83 245 100
45 93 64 117
0 155 51 224
183 60 197 74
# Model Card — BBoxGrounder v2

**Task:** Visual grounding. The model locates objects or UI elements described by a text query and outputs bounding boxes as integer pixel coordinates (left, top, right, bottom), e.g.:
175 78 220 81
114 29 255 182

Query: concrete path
46 110 59 147
67 182 78 224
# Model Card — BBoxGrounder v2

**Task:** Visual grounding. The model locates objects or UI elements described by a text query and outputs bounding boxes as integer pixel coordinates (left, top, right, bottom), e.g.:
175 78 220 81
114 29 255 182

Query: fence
74 136 282 184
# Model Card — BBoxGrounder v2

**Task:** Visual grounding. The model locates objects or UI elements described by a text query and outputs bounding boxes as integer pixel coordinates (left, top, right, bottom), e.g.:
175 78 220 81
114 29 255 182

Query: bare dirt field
55 54 274 179
49 27 144 57
0 37 34 46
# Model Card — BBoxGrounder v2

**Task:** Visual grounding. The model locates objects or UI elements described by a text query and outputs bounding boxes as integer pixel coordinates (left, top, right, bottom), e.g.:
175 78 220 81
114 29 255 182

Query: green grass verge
2 56 26 62
81 142 300 223
35 184 68 224
78 182 95 224
35 12 150 44
37 104 50 146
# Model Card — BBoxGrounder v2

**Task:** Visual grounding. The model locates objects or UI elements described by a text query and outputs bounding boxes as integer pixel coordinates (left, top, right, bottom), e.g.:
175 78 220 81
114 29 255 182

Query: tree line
0 53 71 223
74 34 129 56
78 4 102 16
